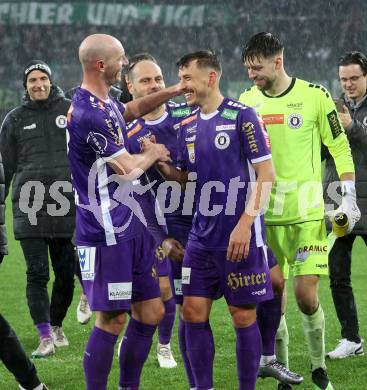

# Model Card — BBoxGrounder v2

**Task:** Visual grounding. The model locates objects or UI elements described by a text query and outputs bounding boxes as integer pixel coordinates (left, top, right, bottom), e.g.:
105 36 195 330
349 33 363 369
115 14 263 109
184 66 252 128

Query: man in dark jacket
0 60 75 358
323 51 367 359
0 152 48 389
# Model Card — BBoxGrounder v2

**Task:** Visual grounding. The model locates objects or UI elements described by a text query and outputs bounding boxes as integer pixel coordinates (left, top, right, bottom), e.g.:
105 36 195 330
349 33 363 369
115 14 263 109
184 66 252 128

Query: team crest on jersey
215 132 230 150
55 115 67 128
287 113 303 129
187 143 195 163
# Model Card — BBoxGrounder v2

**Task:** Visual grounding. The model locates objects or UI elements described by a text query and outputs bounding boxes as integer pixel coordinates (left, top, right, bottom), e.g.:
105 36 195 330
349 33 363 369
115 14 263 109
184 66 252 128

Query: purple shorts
155 244 170 277
77 233 160 312
166 218 191 305
182 241 273 306
267 246 278 269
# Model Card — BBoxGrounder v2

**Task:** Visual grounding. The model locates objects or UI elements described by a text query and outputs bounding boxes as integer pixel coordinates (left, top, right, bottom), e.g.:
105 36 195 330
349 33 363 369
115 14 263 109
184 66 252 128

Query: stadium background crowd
0 0 366 120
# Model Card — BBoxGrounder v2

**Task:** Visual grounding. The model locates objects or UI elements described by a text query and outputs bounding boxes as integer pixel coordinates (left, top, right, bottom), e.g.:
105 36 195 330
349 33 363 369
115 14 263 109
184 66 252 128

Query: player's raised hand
227 221 252 262
162 238 185 261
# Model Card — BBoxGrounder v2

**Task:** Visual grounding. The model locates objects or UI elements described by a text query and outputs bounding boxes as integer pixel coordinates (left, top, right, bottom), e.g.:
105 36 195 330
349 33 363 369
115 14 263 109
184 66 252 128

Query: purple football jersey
176 97 271 250
127 102 196 222
67 87 142 247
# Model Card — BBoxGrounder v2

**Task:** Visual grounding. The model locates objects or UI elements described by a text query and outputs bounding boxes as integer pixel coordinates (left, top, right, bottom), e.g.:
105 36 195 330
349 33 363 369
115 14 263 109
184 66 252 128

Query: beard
255 77 274 92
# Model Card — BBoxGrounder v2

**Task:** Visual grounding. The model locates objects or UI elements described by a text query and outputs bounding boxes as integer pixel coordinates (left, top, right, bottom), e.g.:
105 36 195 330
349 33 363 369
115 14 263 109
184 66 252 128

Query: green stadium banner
0 2 234 26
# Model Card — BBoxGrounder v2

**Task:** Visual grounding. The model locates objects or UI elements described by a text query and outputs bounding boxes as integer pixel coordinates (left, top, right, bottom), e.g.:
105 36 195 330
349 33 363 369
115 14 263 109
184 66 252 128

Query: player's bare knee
96 311 126 334
296 296 319 315
153 300 165 324
229 306 256 328
182 303 203 322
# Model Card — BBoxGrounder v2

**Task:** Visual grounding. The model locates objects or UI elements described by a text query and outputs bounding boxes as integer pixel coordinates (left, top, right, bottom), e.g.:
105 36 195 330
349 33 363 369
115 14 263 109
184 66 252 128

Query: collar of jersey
261 77 296 98
200 110 219 120
145 111 168 125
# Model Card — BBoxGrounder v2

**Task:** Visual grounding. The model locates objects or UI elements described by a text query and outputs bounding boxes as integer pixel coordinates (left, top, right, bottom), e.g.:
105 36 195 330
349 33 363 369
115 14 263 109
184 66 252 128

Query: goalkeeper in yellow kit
239 32 360 390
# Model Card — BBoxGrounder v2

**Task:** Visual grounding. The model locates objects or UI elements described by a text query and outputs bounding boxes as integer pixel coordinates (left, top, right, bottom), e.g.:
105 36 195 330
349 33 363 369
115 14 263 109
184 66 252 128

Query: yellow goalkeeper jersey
239 78 354 225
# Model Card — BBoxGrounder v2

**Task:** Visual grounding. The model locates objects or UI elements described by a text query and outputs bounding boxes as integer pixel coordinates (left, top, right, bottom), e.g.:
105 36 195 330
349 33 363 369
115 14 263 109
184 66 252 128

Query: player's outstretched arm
227 159 275 262
156 162 188 185
123 82 186 123
108 142 170 177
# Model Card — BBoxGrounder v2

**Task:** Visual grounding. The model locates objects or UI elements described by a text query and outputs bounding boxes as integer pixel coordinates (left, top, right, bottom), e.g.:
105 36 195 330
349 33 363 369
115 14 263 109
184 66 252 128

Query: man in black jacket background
324 51 367 359
0 60 75 358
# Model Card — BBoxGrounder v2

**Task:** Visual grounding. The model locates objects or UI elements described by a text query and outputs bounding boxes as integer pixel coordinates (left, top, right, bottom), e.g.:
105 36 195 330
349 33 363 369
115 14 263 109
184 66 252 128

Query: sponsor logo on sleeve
87 132 108 154
105 119 124 146
214 132 230 150
287 113 303 129
181 267 191 284
262 114 284 125
327 109 343 139
172 107 192 117
78 247 96 281
108 282 132 300
155 245 166 261
56 115 67 129
242 122 259 153
221 108 239 121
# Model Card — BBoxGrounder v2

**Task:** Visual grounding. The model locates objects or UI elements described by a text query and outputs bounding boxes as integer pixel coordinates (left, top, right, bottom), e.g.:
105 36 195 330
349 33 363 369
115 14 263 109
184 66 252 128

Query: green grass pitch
0 204 366 389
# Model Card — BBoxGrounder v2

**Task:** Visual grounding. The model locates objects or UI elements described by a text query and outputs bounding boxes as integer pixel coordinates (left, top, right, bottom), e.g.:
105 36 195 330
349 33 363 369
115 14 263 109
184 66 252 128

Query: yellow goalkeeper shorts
266 220 328 279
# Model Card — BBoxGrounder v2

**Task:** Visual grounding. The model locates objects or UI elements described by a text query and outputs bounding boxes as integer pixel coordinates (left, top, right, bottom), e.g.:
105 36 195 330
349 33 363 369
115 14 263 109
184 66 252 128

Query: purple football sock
158 297 176 345
236 322 262 390
36 322 51 340
83 326 118 390
185 321 214 390
119 317 156 388
256 294 282 356
178 318 196 388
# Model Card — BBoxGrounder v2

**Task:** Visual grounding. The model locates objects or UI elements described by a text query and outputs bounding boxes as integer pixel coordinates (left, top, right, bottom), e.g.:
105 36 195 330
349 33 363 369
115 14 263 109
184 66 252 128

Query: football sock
83 326 117 390
257 293 282 359
178 318 196 388
36 322 51 340
119 317 156 388
302 304 326 370
236 322 261 390
158 297 176 345
276 314 289 367
186 321 214 390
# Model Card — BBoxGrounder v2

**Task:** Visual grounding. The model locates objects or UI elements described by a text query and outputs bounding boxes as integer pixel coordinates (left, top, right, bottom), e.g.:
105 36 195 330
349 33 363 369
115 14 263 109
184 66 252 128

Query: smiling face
127 60 165 99
178 59 213 107
244 55 279 91
339 63 367 102
26 70 51 101
103 44 129 86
